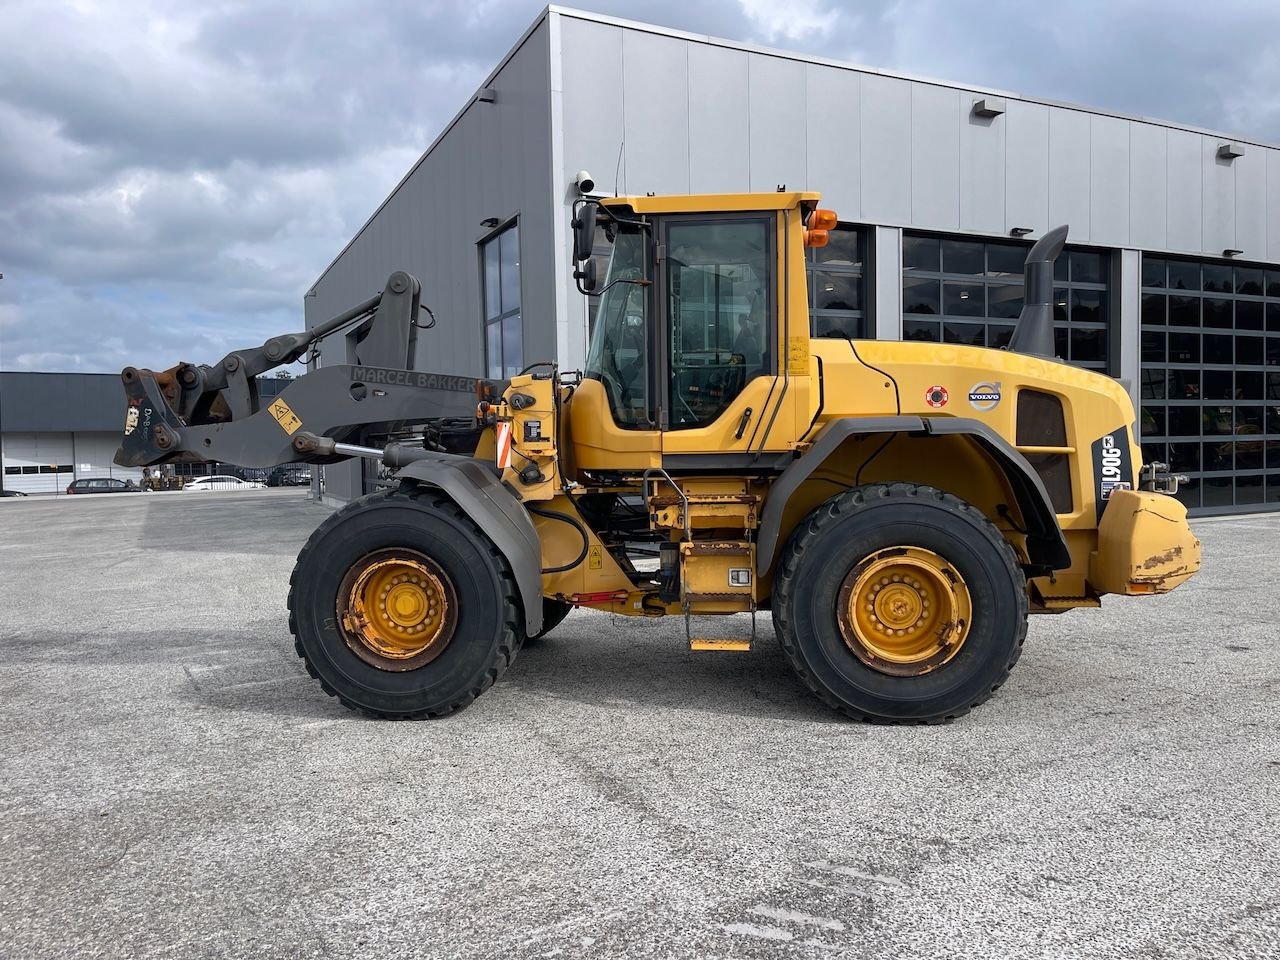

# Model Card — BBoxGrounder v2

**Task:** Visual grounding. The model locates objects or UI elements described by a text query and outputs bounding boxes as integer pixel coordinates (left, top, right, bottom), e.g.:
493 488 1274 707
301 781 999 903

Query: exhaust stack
1007 224 1069 357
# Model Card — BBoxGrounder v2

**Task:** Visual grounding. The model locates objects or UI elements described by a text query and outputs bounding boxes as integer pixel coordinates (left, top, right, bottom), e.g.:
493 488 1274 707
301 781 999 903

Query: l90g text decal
1091 428 1133 520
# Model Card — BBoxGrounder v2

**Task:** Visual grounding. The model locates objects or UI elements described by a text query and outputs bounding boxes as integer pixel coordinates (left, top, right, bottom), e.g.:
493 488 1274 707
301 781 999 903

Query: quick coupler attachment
114 367 189 467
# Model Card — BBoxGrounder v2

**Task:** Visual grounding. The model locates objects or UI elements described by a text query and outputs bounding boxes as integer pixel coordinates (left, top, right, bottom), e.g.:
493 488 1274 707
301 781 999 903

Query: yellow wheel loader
115 191 1200 722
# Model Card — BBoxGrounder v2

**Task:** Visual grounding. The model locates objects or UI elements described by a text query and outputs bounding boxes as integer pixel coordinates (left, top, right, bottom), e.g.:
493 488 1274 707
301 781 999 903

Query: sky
2 0 1279 373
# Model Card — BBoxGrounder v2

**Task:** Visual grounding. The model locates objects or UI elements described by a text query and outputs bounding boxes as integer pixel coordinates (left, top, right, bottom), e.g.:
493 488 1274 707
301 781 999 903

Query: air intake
1007 224 1069 357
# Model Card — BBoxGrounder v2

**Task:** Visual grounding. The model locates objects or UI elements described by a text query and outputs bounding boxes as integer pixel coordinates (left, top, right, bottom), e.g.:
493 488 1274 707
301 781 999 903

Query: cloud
1 0 1278 373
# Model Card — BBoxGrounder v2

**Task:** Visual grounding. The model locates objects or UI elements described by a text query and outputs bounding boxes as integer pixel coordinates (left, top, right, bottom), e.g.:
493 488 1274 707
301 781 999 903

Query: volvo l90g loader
115 191 1201 723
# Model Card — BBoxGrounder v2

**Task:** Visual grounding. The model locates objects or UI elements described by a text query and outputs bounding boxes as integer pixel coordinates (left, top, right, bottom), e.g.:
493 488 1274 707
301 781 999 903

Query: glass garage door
902 234 1111 373
1139 257 1280 513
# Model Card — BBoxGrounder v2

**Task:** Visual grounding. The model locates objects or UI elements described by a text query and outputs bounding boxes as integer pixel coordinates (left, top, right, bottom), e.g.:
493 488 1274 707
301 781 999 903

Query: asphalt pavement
0 490 1276 959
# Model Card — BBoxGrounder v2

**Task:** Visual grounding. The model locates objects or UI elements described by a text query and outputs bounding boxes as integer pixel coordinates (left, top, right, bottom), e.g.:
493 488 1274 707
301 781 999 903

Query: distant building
0 371 298 494
305 6 1277 516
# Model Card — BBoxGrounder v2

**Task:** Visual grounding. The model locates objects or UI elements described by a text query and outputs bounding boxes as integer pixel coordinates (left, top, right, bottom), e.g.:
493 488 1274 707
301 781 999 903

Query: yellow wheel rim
336 549 456 671
836 546 972 677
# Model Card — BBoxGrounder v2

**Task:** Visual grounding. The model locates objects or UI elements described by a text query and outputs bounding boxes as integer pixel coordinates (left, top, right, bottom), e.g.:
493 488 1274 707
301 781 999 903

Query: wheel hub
837 546 972 677
337 549 456 671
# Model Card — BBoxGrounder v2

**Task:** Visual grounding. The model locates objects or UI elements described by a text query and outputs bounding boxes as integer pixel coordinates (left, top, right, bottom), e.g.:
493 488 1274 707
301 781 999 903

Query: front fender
393 455 543 634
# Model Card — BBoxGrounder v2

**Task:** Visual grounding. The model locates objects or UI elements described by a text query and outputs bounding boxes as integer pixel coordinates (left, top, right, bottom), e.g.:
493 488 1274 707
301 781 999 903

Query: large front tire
772 483 1028 723
288 485 523 719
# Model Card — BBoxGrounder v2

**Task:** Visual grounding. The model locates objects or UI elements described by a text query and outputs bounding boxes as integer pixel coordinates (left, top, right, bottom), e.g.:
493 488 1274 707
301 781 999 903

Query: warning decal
268 397 303 436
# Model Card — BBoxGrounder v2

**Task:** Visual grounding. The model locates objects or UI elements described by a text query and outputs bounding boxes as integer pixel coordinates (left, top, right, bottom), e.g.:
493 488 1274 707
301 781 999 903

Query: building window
806 225 866 340
1138 257 1280 513
901 234 1111 373
481 222 522 378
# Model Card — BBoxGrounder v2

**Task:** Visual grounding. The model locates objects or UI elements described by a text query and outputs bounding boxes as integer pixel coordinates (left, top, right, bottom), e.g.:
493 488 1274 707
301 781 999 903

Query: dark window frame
806 223 867 341
480 219 522 379
901 232 1112 373
658 213 777 432
1139 254 1280 513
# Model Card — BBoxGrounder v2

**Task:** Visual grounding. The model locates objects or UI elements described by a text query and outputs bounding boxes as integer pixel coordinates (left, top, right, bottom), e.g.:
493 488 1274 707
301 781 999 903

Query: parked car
183 475 267 492
0 489 28 497
267 467 312 487
66 478 139 495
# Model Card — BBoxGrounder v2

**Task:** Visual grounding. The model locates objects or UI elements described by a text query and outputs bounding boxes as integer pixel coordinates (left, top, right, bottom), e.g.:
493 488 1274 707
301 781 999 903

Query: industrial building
306 5 1280 515
0 372 300 494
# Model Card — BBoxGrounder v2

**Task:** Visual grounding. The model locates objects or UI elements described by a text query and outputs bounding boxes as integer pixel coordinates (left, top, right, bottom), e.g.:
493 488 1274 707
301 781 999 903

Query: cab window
665 219 772 429
583 224 650 427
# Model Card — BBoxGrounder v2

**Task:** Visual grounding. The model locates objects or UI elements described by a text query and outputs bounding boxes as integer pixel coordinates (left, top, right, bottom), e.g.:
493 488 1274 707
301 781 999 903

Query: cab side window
666 219 772 429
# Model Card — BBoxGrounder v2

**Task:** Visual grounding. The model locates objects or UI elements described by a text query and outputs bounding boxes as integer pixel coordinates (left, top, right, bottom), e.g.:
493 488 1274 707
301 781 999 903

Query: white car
183 475 267 492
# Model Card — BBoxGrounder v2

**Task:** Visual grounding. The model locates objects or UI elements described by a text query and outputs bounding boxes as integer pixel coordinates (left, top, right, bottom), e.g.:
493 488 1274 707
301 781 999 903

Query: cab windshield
584 225 650 427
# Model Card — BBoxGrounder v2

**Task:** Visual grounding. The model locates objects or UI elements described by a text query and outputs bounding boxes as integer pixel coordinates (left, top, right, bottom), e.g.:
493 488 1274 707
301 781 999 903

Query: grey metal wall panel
859 74 911 223
1089 114 1130 246
1128 123 1167 250
1048 108 1091 241
1269 150 1280 262
872 226 903 340
0 372 126 432
959 92 1005 234
1004 99 1049 235
688 44 750 193
559 18 623 194
1166 128 1202 252
622 30 690 195
748 55 807 193
910 85 959 230
805 64 859 217
1233 145 1266 257
1117 249 1141 411
1201 135 1235 254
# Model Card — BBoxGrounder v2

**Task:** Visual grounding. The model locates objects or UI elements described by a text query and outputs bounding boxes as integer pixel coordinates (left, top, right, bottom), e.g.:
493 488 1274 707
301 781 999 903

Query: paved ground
0 490 1276 960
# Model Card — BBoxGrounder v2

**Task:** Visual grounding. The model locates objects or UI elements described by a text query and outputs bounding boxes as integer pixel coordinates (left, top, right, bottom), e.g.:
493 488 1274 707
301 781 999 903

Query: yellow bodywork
489 189 1200 621
1090 490 1202 595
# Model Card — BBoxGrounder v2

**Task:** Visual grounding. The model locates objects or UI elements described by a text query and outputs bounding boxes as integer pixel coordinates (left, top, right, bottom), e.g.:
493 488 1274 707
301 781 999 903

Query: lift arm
114 272 490 469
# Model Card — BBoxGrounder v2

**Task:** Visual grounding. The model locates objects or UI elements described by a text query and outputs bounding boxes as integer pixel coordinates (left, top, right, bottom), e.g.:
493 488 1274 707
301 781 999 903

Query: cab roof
600 191 822 214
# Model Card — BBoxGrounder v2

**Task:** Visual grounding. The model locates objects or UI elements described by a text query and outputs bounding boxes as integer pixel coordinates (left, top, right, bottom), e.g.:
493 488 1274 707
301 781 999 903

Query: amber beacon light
804 208 838 247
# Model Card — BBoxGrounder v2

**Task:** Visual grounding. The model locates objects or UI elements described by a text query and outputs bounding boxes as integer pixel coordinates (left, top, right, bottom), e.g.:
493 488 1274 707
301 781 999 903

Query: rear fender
394 455 543 634
756 416 1072 576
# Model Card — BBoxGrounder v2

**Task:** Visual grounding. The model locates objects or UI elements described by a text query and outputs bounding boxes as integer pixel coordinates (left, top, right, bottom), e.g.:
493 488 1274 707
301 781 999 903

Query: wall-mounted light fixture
480 217 500 229
475 88 496 105
1010 226 1034 237
972 97 1005 118
1223 248 1244 257
1217 143 1244 160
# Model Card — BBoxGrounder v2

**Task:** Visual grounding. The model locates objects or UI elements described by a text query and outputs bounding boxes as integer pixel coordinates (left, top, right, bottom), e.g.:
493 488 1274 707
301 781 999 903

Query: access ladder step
689 638 753 652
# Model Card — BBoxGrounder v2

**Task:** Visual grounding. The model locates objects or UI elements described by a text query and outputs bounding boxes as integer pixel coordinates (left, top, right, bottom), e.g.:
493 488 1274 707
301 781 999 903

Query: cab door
658 214 788 460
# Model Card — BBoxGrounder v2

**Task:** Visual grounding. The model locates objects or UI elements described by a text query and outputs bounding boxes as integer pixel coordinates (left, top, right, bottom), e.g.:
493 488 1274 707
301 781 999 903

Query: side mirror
572 201 598 263
573 257 598 294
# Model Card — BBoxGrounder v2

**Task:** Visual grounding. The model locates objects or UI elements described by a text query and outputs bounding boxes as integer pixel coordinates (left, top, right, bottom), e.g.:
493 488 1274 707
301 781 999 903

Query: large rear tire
772 483 1028 723
288 484 523 719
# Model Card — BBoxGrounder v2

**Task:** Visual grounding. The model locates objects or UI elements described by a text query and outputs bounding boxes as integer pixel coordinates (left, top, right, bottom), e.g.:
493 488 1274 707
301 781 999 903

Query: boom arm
114 272 488 469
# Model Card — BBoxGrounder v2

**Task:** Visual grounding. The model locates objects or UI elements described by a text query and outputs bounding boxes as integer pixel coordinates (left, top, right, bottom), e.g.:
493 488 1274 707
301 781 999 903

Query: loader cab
571 192 823 471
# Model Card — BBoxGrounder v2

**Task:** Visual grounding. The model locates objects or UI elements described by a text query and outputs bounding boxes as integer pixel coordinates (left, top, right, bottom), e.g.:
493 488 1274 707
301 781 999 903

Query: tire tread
286 484 522 720
771 482 1028 724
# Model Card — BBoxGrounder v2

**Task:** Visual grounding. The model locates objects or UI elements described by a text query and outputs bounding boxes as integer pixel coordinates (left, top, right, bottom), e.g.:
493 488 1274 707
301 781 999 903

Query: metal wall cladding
1129 122 1168 250
307 18 555 381
0 373 126 433
555 12 1279 261
1004 100 1049 236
